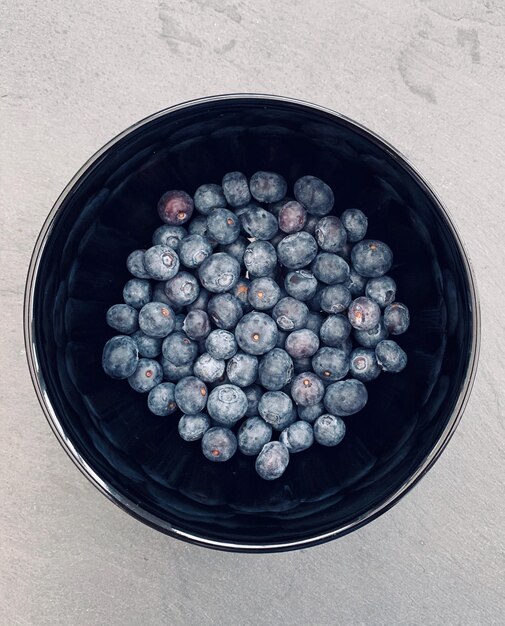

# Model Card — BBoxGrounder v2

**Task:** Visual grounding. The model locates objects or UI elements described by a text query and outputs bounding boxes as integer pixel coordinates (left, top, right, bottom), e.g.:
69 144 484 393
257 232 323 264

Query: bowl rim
23 93 481 552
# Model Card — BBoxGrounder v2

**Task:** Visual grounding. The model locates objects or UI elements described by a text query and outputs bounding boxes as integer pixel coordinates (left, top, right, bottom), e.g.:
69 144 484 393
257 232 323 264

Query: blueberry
202 427 237 462
375 340 407 373
178 412 212 441
315 216 347 253
255 441 290 480
157 189 194 225
152 224 187 250
337 242 353 263
144 245 180 280
187 287 210 312
164 271 200 307
306 286 324 313
241 206 278 240
221 236 248 267
348 296 381 331
207 293 243 330
174 376 208 414
304 214 319 235
311 252 350 285
248 277 281 310
366 276 397 308
305 312 324 336
122 279 152 311
258 348 294 391
324 379 368 416
338 336 353 355
128 358 163 393
349 347 381 382
198 252 241 293
222 171 251 208
106 304 139 334
206 208 241 245
284 270 318 301
126 249 150 279
294 175 334 216
238 417 273 456
285 329 320 359
341 208 368 242
277 232 318 269
249 171 287 203
312 347 349 381
174 313 185 332
152 282 173 306
193 353 226 383
313 414 346 446
280 420 314 453
354 317 389 348
351 240 393 278
233 278 252 310
243 240 277 278
226 352 258 387
291 372 325 406
243 384 263 417
269 196 293 217
178 234 213 268
384 302 410 335
292 357 314 375
161 357 194 382
276 330 288 348
345 267 368 297
131 330 163 358
320 284 352 314
206 384 248 426
138 302 175 337
320 314 352 346
297 402 324 423
188 214 214 240
102 335 139 379
162 331 198 365
193 183 227 214
205 329 237 360
182 310 211 340
147 382 177 416
278 200 307 233
272 297 309 331
258 391 295 431
235 311 279 355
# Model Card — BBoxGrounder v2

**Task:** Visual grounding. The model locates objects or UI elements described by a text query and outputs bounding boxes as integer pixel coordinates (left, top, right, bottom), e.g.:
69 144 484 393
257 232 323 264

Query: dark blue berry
138 302 175 337
233 278 252 310
284 270 318 301
207 384 248 426
384 302 410 335
147 382 177 416
238 417 272 456
157 189 194 225
221 236 248 267
226 352 258 387
285 329 320 359
128 358 163 393
131 330 162 358
258 391 295 431
102 335 139 379
206 208 241 245
182 310 211 340
272 297 309 331
277 232 318 269
349 348 381 382
345 268 368 297
161 357 193 382
241 206 278 240
269 196 293 217
193 353 226 383
320 284 352 314
162 331 198 365
152 224 187 250
313 414 346 446
354 317 389 348
292 357 314 375
375 340 407 372
243 240 277 277
235 311 279 355
312 347 349 381
305 312 324 336
320 314 351 346
297 402 324 423
304 214 319 235
315 216 347 253
144 245 180 280
106 304 139 334
198 252 241 293
249 171 287 203
202 427 237 462
348 296 381 331
258 348 294 391
222 171 251 208
243 384 263 417
193 183 226 214
207 293 243 329
152 282 173 306
351 240 393 278
341 208 368 242
178 234 213 268
255 441 290 480
164 271 200 307
291 372 325 406
174 376 208 414
312 252 350 284
187 287 210 312
278 200 307 233
205 329 237 360
123 279 152 310
324 379 368 416
294 175 334 216
178 413 211 441
248 277 281 310
280 420 314 453
188 214 213 239
366 276 397 308
126 249 150 279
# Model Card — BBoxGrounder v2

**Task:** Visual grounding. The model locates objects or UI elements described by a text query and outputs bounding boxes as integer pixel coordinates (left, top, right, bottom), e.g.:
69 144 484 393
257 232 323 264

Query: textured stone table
1 1 504 624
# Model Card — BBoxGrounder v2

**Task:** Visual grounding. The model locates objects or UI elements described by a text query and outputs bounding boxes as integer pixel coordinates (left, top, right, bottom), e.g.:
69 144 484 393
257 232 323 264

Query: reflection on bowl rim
23 93 481 552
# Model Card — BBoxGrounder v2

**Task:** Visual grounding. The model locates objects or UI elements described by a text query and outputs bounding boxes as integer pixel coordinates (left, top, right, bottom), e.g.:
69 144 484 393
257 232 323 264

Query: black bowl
25 95 479 552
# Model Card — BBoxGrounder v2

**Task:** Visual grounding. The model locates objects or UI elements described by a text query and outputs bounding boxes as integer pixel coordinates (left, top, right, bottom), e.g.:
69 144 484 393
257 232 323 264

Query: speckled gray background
1 1 504 624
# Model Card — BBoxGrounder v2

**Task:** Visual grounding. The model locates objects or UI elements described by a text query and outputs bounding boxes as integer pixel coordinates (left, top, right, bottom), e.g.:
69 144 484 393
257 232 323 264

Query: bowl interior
31 97 474 548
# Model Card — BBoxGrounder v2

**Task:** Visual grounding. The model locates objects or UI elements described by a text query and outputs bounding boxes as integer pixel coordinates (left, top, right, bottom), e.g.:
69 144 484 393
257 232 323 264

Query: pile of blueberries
102 171 410 480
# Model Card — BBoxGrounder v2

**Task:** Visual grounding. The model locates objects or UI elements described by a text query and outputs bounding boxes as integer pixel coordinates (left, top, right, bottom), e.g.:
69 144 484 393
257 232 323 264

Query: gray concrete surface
1 1 504 624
